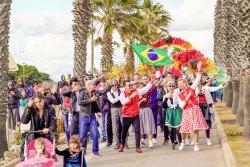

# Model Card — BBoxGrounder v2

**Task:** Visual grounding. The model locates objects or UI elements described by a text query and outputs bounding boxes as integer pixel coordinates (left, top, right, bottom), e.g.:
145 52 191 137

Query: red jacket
122 89 140 117
179 87 199 110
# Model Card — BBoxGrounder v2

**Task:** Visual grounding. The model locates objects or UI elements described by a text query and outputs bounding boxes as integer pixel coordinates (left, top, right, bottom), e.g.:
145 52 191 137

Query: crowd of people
7 63 231 166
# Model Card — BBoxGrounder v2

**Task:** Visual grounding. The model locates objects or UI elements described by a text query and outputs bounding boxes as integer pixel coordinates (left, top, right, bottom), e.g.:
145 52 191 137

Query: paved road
55 125 226 167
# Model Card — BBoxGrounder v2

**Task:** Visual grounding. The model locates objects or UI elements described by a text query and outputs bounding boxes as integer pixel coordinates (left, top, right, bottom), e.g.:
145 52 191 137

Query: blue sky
10 0 216 80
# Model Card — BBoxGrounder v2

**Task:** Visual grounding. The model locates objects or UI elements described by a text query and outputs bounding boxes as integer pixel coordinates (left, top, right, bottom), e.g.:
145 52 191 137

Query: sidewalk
56 126 226 167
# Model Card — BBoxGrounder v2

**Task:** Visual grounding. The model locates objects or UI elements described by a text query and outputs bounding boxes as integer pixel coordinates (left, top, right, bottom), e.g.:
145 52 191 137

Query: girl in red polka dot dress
177 61 208 152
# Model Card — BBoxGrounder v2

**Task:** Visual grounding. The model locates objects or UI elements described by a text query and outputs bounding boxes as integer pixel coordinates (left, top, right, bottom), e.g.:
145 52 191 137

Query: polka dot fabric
180 105 209 133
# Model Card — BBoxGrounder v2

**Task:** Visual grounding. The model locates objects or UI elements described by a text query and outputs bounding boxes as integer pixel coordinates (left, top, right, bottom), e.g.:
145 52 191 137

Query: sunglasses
113 84 118 87
168 85 174 88
128 84 133 87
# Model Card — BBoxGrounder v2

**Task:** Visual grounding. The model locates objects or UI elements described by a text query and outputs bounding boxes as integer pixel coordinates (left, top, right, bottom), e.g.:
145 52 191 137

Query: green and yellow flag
131 44 172 66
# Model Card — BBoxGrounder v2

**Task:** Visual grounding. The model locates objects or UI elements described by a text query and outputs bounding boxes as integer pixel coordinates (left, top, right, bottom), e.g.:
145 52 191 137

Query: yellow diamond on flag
140 48 165 63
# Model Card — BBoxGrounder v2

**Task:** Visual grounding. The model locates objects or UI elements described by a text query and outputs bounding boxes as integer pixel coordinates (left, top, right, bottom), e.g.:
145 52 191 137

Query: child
29 138 52 159
56 135 87 167
19 88 28 119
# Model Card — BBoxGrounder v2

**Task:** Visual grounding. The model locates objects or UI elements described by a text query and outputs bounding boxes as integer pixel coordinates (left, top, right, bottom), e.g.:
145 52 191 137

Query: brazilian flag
131 44 172 66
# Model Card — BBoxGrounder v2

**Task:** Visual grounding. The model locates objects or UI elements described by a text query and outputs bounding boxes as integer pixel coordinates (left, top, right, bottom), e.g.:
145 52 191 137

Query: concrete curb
214 110 237 167
0 136 67 167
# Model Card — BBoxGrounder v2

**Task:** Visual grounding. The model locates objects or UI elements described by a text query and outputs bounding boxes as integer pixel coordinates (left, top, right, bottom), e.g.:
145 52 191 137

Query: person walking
162 80 182 150
118 75 155 153
178 61 208 152
78 80 111 157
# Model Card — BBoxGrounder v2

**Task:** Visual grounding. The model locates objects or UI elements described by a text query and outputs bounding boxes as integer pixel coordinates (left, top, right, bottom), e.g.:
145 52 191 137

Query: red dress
179 87 208 133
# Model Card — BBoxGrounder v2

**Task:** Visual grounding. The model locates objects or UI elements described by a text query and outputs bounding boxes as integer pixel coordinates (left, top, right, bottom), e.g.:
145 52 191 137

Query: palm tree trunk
222 86 228 103
236 75 244 125
101 26 114 71
243 73 250 139
72 0 91 85
226 81 233 107
232 78 240 114
124 46 135 74
0 0 11 158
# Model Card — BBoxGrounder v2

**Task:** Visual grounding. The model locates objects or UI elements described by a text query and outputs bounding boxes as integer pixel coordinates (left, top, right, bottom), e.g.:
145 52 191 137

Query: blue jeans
101 112 108 139
79 116 99 153
63 114 70 142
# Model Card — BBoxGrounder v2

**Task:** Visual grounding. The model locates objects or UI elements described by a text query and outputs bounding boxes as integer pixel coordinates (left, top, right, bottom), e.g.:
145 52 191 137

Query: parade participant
8 80 21 133
157 80 166 133
178 61 208 152
78 80 111 157
118 76 155 153
107 79 128 149
138 78 163 148
158 80 169 145
162 80 182 150
56 135 87 167
133 73 140 83
196 76 230 146
29 138 52 159
141 74 158 144
17 78 34 98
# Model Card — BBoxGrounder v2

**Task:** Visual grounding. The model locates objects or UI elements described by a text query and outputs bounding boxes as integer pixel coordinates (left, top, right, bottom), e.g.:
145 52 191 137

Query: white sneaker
191 139 195 146
179 143 185 151
194 144 200 152
149 140 153 148
141 139 146 145
152 138 157 144
207 138 213 146
185 139 190 146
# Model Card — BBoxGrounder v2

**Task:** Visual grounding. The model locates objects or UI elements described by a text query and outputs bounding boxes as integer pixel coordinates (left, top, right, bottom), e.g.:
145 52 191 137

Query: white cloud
162 0 216 58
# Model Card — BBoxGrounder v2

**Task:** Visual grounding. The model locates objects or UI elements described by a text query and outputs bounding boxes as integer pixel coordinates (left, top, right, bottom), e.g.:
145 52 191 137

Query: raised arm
206 84 224 92
96 85 111 96
190 73 202 90
137 82 153 96
78 91 93 106
190 61 203 90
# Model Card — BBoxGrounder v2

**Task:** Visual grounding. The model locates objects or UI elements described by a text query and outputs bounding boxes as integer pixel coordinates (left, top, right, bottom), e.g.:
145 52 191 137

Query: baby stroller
16 130 56 167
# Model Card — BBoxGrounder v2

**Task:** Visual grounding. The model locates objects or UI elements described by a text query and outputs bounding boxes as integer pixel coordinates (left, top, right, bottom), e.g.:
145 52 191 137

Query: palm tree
121 0 172 73
72 0 91 84
92 0 140 71
0 0 11 158
138 0 171 44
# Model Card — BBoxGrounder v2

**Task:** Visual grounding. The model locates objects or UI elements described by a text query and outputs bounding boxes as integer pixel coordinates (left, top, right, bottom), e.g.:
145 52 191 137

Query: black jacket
78 86 111 117
8 88 21 109
21 104 57 140
62 88 85 113
62 78 101 113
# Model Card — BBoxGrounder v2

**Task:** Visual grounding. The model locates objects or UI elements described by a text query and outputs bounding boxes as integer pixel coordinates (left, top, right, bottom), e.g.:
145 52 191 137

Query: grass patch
215 103 250 167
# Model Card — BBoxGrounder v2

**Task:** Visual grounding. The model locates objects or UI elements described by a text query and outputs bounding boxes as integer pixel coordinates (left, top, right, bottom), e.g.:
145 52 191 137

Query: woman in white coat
196 77 231 146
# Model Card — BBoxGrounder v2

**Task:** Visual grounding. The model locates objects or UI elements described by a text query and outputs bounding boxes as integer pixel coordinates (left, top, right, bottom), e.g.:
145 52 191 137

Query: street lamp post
22 63 25 85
